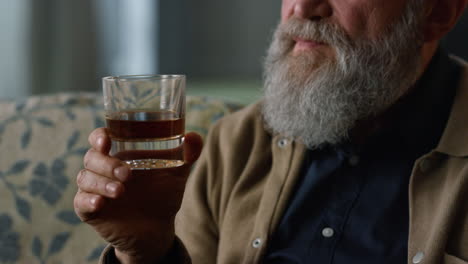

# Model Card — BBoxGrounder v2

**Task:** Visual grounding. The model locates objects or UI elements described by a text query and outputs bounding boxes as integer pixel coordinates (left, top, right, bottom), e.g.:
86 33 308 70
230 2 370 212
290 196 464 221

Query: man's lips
293 37 325 51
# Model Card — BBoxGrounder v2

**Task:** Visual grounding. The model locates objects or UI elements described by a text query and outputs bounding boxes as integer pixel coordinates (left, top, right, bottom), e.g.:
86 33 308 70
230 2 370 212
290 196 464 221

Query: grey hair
262 0 426 148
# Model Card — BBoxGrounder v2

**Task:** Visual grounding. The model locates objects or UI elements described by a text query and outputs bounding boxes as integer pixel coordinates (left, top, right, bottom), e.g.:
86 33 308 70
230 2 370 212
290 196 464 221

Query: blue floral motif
31 232 71 264
29 159 69 206
0 102 55 149
56 210 82 226
87 245 107 261
0 161 32 221
0 93 244 262
8 160 30 175
0 214 20 263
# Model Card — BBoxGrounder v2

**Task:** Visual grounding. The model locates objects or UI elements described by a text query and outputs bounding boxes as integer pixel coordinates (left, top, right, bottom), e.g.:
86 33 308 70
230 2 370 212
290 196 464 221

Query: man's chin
282 56 335 84
286 49 336 74
292 41 328 55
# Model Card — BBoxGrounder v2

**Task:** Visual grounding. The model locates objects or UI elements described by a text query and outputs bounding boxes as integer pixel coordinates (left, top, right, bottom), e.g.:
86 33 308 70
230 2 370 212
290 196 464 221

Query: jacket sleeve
98 237 192 264
175 122 224 264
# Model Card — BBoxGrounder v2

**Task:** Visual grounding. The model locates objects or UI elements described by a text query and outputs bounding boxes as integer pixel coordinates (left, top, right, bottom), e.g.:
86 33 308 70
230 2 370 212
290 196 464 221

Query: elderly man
75 0 468 263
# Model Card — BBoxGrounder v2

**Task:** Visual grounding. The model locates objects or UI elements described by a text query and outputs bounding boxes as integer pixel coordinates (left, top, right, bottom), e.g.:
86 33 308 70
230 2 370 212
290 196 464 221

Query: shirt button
348 155 360 166
321 227 334 238
252 238 262 248
277 138 289 148
412 251 424 263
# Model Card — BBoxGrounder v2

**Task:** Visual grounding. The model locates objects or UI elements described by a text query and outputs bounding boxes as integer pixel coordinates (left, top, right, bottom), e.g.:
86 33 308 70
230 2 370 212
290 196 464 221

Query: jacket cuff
99 237 191 264
99 244 118 264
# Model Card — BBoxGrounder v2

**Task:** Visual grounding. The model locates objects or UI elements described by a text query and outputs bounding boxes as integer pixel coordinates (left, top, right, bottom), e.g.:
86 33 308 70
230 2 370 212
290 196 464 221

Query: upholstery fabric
0 92 242 263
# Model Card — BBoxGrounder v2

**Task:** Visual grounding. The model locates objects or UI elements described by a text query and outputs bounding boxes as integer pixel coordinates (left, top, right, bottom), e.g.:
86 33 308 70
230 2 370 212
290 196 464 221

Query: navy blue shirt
264 49 461 263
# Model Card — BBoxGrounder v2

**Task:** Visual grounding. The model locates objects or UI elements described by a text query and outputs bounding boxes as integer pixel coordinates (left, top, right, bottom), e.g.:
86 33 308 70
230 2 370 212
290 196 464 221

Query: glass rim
103 74 185 82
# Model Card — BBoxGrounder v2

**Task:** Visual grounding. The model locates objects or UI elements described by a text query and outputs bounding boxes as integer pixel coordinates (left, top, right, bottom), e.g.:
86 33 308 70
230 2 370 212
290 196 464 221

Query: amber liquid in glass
106 111 185 169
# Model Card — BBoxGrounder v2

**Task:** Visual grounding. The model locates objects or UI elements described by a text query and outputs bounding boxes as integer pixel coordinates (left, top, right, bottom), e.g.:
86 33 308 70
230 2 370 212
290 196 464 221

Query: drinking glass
102 75 185 170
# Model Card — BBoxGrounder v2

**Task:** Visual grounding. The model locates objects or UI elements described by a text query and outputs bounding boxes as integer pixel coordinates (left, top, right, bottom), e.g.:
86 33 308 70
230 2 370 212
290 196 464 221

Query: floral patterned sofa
0 93 243 264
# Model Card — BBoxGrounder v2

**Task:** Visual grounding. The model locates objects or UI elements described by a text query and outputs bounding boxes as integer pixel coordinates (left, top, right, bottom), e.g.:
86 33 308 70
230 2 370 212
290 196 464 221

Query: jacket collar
436 56 468 157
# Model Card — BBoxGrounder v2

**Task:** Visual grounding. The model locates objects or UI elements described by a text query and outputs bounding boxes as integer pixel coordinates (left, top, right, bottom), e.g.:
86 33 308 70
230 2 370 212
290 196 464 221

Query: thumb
183 132 204 165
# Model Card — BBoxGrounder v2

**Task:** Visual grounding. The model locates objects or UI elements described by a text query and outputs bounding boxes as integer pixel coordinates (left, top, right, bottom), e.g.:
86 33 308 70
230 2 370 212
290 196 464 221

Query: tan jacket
176 57 468 264
100 57 468 264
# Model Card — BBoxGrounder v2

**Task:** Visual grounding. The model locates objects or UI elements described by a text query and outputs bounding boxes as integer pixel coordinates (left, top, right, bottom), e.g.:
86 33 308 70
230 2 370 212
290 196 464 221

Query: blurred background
0 0 467 104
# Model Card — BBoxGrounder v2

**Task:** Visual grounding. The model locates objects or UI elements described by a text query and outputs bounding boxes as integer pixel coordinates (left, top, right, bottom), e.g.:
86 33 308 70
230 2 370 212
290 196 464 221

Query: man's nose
293 0 332 20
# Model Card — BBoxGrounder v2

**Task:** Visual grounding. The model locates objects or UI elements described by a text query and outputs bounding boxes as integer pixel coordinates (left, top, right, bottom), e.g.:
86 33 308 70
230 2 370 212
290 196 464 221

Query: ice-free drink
106 110 185 169
103 74 186 170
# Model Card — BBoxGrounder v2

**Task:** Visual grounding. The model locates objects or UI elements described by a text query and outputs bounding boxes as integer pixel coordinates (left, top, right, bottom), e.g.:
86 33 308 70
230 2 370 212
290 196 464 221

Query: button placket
277 138 289 148
321 227 334 238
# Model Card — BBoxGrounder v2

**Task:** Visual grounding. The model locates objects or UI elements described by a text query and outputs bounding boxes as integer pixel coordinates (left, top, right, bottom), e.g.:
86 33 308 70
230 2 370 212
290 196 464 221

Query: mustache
274 17 353 49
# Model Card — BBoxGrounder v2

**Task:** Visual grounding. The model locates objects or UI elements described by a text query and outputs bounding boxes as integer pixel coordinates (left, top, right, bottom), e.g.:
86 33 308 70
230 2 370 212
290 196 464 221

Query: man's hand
74 128 203 263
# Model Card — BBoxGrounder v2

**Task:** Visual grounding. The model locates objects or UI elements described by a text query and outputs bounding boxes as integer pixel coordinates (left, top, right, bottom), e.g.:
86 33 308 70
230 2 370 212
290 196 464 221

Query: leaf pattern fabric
0 92 243 263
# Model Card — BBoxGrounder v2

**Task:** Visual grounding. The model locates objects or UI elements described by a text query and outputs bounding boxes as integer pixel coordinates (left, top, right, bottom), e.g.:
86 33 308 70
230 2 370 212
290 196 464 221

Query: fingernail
114 166 130 182
106 182 119 195
96 136 104 147
90 196 97 206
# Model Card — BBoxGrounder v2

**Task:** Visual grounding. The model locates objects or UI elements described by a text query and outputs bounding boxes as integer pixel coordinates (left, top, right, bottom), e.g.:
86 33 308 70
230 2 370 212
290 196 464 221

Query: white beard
262 0 424 149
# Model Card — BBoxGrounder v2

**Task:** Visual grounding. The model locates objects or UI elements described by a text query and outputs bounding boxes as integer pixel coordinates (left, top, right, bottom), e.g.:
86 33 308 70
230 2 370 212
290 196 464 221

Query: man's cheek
281 0 295 22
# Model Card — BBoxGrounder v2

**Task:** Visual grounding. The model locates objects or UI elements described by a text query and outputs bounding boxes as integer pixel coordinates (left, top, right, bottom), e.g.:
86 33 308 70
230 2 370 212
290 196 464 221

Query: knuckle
73 194 86 219
73 207 84 221
73 193 80 209
90 179 99 191
74 206 89 222
76 169 87 186
77 170 104 194
73 193 99 222
73 194 85 212
83 149 94 168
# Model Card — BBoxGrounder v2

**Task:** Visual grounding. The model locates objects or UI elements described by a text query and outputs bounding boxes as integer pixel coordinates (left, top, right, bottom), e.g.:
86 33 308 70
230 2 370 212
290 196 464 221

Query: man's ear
422 0 468 42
